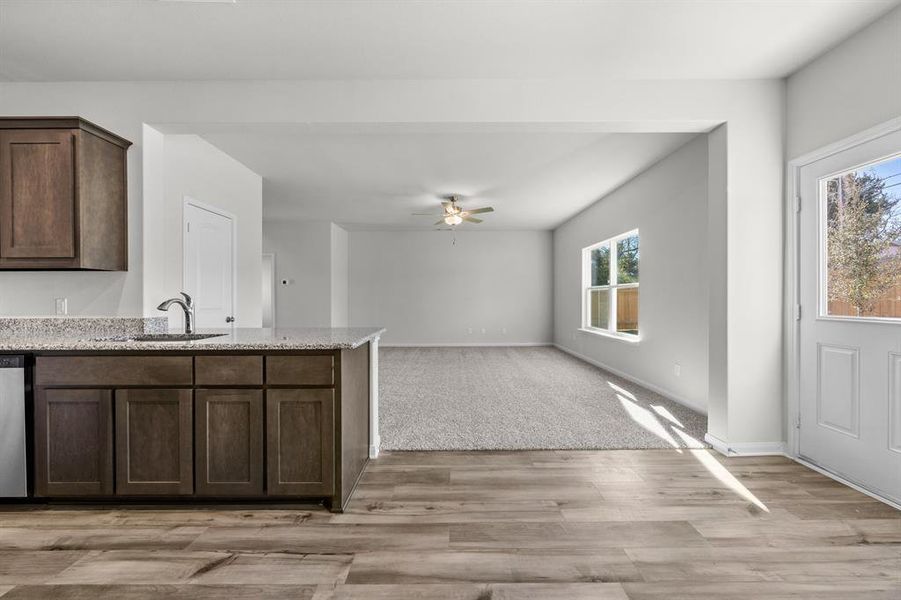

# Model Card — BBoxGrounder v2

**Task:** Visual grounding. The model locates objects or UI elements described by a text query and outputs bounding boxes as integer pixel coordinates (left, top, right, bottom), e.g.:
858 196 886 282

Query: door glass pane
823 154 901 319
617 287 639 335
617 234 640 284
588 288 610 329
590 244 610 286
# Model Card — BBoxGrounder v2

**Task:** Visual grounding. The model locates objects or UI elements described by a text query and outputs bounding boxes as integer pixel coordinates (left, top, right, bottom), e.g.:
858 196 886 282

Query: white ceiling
184 126 697 229
0 0 897 81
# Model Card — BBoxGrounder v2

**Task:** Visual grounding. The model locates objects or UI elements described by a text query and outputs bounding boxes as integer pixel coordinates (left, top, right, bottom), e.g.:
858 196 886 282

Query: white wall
144 133 262 329
0 78 783 446
554 135 709 412
262 221 333 327
349 230 553 345
330 223 349 327
787 6 901 159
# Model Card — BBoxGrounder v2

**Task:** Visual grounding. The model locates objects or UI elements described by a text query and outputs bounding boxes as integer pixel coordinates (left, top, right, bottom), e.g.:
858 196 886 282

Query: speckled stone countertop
0 316 168 337
0 327 386 352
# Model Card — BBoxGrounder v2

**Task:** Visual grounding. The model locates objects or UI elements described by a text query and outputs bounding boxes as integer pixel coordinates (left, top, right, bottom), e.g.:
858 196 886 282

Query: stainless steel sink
89 333 226 343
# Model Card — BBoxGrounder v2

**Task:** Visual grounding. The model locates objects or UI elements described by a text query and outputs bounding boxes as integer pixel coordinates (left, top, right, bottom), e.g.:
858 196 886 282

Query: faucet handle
180 291 193 308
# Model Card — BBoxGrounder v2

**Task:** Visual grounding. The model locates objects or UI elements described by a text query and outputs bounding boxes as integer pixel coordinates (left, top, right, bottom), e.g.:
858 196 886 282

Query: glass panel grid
583 230 640 336
822 154 901 320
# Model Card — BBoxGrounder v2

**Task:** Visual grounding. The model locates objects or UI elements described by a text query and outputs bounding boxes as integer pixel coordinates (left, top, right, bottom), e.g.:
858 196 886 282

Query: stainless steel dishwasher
0 355 26 498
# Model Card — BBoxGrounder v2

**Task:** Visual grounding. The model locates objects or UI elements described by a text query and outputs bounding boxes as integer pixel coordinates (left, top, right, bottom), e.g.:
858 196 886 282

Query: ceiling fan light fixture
444 214 463 226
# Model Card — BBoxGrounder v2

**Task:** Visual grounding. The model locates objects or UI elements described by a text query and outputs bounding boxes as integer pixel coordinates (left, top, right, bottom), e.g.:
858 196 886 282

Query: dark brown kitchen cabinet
267 388 335 496
115 389 194 496
30 347 371 511
34 388 114 497
195 389 264 496
0 117 131 270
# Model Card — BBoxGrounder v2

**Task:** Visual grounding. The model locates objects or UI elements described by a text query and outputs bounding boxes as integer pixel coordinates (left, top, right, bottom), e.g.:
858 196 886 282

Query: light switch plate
54 298 68 316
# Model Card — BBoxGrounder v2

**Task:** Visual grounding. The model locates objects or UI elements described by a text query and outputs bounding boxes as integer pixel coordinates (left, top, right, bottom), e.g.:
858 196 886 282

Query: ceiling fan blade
412 212 440 216
434 219 447 226
462 216 483 223
465 207 494 215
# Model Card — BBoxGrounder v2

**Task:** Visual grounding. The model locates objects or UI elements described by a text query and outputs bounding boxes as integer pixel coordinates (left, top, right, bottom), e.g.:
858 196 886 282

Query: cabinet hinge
793 196 801 213
186 221 191 233
794 304 801 321
795 414 801 430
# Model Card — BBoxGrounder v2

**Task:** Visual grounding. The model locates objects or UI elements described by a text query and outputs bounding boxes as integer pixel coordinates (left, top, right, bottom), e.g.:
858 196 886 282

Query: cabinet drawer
266 355 334 386
36 356 193 386
195 355 263 386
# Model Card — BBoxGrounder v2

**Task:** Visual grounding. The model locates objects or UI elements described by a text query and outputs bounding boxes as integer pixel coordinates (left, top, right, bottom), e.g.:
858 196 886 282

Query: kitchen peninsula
0 321 384 513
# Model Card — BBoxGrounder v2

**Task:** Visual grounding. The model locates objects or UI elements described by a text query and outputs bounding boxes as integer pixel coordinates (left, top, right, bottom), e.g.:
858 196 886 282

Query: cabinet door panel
116 389 193 495
195 389 263 496
34 388 113 496
267 389 334 496
0 129 76 258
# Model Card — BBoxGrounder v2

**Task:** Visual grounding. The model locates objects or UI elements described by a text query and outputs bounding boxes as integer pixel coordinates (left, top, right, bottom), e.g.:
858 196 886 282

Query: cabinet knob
225 316 235 323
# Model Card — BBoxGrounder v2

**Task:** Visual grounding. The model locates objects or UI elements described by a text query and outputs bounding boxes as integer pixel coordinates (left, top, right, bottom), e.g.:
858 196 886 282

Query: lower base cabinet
34 388 113 497
31 349 369 510
195 389 264 496
115 389 194 495
267 388 335 496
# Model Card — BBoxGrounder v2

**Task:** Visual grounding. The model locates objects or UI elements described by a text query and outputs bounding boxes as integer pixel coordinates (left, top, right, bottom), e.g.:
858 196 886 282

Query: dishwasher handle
0 356 24 369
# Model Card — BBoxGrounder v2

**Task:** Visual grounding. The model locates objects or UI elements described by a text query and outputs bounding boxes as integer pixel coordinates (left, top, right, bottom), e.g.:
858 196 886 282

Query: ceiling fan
412 195 494 227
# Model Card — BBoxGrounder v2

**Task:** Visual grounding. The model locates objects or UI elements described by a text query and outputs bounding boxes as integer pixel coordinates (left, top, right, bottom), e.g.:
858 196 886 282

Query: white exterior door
184 201 235 329
798 130 901 504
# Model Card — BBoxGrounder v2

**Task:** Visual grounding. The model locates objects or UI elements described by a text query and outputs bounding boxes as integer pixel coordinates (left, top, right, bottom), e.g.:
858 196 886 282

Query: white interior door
798 130 901 504
184 200 235 329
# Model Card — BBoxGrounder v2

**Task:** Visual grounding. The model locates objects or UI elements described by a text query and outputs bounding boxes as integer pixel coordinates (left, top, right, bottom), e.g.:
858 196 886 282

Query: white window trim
816 151 901 324
581 229 640 342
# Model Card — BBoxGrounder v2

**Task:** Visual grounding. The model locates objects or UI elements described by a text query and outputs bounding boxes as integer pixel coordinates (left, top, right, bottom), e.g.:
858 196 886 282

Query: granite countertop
0 327 386 352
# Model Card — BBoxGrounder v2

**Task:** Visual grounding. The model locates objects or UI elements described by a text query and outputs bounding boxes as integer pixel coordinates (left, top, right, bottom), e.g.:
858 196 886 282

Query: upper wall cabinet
0 117 131 270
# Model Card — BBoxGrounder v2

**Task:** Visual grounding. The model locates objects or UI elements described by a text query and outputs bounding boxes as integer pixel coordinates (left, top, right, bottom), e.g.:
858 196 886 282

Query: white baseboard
381 342 553 348
704 433 787 457
553 343 706 414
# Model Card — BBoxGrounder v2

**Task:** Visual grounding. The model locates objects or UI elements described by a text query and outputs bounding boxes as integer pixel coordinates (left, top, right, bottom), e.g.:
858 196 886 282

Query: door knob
225 316 235 323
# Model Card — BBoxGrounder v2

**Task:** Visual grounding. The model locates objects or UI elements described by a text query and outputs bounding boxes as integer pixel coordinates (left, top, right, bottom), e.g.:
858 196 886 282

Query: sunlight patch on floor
671 426 705 449
652 404 685 428
689 448 770 512
617 394 682 451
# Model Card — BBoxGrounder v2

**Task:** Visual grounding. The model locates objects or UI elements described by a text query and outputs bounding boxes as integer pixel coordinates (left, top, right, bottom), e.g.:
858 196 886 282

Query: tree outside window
825 155 901 319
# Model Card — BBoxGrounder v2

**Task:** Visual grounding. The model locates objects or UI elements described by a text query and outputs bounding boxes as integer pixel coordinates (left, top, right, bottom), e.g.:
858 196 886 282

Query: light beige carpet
380 346 708 451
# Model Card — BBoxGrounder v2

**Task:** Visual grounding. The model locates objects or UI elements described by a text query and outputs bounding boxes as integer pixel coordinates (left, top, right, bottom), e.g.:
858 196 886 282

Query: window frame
581 228 641 342
816 152 901 324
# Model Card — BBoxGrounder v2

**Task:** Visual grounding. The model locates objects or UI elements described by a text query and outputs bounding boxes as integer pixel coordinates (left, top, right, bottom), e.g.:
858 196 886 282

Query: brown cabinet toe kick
31 346 371 512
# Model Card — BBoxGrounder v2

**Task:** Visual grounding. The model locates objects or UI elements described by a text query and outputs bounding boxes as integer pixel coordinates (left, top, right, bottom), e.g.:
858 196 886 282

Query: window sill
578 328 641 343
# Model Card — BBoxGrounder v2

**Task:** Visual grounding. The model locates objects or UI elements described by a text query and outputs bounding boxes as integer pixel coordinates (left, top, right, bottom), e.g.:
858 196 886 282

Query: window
821 154 901 320
582 230 640 338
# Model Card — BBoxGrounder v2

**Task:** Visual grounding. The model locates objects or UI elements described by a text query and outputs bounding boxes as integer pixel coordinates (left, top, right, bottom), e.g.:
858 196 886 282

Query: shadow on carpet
379 346 708 451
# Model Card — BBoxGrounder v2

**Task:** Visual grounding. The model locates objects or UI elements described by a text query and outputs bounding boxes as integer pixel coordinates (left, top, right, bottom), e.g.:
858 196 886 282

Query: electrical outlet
501 327 507 334
673 364 681 377
54 298 68 316
480 328 486 334
468 328 473 334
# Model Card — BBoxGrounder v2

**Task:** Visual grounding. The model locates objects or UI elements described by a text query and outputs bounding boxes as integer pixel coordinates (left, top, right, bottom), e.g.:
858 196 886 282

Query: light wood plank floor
0 450 898 599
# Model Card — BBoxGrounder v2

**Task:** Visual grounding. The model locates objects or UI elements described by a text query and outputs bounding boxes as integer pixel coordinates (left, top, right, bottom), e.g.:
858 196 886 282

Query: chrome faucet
157 292 195 334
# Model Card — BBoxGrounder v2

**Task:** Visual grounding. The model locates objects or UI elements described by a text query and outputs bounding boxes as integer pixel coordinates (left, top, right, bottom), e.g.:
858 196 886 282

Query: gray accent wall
553 135 709 412
349 230 553 346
